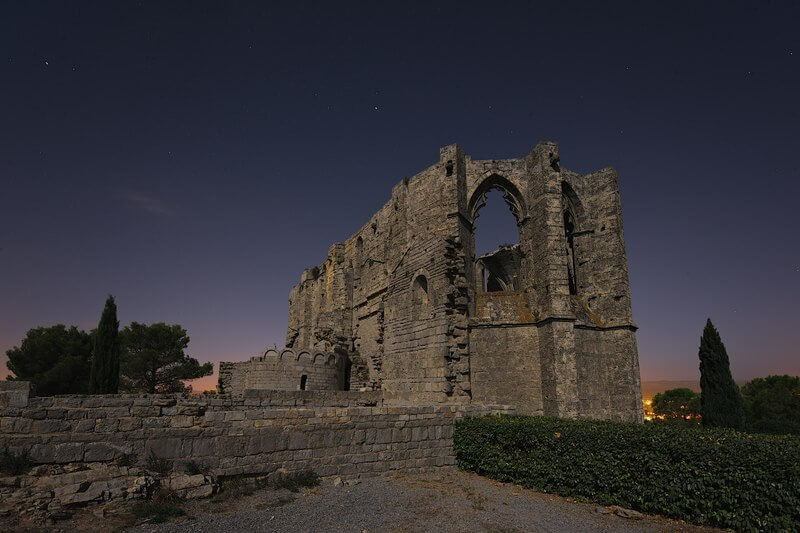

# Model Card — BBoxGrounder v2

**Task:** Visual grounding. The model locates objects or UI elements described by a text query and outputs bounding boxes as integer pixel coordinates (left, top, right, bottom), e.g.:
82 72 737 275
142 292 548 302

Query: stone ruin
220 141 643 422
218 349 346 393
0 141 643 523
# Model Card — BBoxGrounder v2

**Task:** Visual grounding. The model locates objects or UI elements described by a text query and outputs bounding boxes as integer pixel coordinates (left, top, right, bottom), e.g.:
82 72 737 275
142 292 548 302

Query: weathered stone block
28 442 84 463
84 442 126 462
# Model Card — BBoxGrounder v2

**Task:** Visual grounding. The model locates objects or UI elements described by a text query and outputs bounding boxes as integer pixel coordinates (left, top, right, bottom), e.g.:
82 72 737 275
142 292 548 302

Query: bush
268 469 320 492
742 375 800 435
182 460 206 476
131 502 185 524
116 453 138 467
0 446 32 475
454 415 800 531
146 450 173 476
651 388 700 424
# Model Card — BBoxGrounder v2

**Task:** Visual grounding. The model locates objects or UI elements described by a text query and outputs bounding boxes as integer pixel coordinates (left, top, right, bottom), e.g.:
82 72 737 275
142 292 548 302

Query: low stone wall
0 381 30 409
0 383 510 481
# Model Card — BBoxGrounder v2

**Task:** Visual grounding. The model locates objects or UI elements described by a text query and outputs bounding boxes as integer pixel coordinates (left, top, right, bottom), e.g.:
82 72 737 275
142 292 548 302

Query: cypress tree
89 295 120 393
698 318 744 429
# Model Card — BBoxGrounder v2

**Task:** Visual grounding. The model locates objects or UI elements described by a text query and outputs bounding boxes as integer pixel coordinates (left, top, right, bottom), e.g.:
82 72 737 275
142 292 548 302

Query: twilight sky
2 1 798 391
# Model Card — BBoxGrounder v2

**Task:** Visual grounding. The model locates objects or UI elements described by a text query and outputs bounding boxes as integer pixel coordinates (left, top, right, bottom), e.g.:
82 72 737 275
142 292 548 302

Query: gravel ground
127 471 716 533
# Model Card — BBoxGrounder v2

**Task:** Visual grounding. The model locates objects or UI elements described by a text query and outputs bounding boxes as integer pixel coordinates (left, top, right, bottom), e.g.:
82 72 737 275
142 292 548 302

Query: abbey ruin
221 141 643 422
0 141 642 520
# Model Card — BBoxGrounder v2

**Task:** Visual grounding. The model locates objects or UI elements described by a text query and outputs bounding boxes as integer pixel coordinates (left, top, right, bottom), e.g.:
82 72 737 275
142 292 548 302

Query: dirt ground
2 471 720 533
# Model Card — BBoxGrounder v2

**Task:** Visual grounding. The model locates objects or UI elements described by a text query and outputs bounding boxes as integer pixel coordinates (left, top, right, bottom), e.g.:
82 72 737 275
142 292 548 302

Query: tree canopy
742 375 800 435
651 387 700 423
698 319 745 430
89 295 120 393
5 325 92 395
119 322 212 393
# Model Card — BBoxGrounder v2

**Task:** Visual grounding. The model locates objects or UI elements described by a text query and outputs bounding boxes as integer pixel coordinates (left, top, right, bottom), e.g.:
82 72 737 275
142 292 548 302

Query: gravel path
131 471 715 533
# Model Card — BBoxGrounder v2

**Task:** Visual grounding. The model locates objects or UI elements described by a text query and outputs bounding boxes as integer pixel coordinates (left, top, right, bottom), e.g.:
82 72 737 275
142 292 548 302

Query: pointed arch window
563 209 577 295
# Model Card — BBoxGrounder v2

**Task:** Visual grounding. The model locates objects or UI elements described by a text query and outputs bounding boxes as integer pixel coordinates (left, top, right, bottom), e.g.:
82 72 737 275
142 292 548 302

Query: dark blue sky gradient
2 1 798 389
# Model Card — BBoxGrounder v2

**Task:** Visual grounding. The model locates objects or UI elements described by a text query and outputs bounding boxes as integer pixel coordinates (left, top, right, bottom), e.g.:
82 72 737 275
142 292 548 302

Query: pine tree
89 295 120 393
698 318 744 429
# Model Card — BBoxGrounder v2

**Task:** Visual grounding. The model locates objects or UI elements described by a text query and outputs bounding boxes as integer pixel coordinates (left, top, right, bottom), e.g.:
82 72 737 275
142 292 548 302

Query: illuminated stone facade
228 142 643 422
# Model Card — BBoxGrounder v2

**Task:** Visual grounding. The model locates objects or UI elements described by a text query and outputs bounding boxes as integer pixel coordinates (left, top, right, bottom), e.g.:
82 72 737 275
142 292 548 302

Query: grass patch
267 469 320 492
256 496 296 509
131 502 185 524
213 469 319 502
0 446 32 475
213 477 257 501
129 488 185 524
146 450 173 476
182 460 206 475
116 453 137 467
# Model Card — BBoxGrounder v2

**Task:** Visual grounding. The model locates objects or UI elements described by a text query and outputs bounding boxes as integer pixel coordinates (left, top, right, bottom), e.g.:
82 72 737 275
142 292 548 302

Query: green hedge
454 415 800 531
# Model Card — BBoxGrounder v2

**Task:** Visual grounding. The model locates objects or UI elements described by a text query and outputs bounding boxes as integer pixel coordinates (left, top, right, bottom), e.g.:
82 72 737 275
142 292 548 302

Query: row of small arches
252 349 337 366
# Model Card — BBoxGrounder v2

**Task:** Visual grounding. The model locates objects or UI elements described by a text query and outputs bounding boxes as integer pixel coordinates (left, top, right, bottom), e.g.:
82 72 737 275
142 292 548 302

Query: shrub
182 460 205 476
214 477 255 501
116 453 138 467
454 415 800 531
131 502 185 524
268 469 320 492
146 450 173 476
651 388 700 424
0 446 32 475
742 375 800 435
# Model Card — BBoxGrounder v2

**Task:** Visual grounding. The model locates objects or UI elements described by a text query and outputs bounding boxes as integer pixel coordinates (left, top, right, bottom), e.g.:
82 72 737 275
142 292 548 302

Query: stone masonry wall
218 348 345 395
0 384 510 483
278 141 642 421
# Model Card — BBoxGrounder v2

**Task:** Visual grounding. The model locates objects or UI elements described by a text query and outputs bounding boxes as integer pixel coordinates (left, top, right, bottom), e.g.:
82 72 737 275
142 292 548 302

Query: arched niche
411 274 431 321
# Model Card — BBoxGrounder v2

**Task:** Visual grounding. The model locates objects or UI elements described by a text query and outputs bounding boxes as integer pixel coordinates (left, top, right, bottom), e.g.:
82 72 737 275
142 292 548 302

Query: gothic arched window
563 209 577 295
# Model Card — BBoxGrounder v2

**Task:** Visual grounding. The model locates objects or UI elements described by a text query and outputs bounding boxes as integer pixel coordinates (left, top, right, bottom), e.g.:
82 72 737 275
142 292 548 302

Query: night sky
2 1 798 391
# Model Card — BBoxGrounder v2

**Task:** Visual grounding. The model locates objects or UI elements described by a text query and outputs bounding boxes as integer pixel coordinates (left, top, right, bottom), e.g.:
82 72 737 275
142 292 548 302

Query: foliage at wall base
454 415 799 531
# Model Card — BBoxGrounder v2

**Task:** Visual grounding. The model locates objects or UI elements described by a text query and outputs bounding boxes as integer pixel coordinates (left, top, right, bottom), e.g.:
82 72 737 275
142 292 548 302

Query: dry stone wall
0 383 510 485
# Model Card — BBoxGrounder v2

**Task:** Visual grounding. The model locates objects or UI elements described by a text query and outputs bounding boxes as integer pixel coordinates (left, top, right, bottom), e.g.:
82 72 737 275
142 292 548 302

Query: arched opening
473 189 522 293
411 275 430 321
563 210 577 295
561 181 583 296
300 374 307 390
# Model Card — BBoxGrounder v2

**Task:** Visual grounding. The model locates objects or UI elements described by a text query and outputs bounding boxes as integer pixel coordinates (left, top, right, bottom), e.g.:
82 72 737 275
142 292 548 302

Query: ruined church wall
469 324 544 415
574 327 643 422
380 162 455 401
562 168 635 327
281 142 642 421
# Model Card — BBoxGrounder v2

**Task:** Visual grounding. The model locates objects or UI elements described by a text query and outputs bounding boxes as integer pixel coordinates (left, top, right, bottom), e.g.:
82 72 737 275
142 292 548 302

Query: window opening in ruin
445 160 453 176
412 275 430 320
355 236 364 273
300 374 307 390
549 152 560 172
563 210 577 295
473 189 521 292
